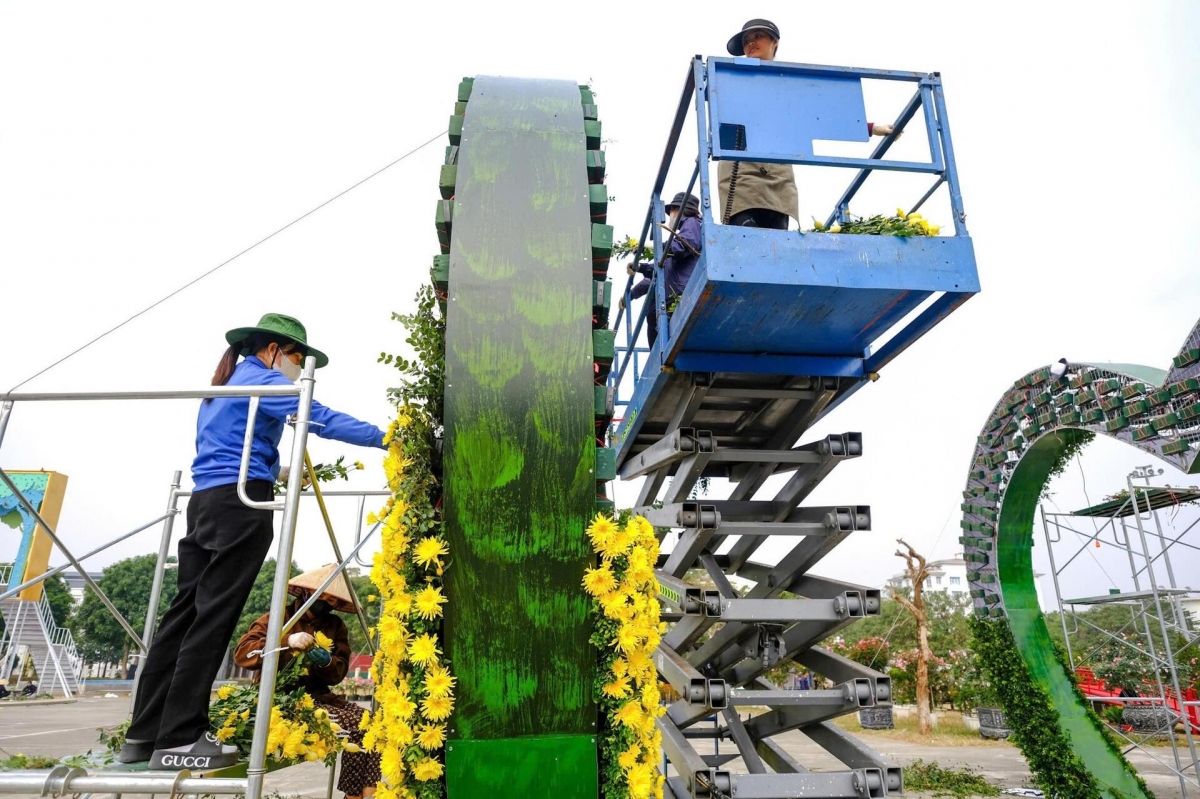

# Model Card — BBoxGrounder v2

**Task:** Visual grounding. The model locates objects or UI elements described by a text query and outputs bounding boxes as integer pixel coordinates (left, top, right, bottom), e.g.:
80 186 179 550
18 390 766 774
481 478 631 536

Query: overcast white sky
2 2 1198 606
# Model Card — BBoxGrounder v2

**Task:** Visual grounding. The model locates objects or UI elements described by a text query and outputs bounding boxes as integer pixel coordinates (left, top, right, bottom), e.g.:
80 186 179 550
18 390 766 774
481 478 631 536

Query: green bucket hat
224 313 329 368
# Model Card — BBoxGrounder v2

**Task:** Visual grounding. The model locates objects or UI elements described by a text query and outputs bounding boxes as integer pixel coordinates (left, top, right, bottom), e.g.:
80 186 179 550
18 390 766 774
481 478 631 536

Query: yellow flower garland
585 513 666 799
364 403 454 799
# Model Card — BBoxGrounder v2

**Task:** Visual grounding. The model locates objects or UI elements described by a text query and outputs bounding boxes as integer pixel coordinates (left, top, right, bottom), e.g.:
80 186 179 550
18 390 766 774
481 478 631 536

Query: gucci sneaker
149 732 238 771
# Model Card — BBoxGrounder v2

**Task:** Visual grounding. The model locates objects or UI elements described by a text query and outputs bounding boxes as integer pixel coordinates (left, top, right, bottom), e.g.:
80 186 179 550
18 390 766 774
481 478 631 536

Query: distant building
61 571 105 604
885 556 971 598
885 554 1047 609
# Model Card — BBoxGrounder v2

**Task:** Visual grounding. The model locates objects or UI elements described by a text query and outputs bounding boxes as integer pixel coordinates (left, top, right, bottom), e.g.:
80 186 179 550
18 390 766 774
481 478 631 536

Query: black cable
6 129 447 394
721 127 745 225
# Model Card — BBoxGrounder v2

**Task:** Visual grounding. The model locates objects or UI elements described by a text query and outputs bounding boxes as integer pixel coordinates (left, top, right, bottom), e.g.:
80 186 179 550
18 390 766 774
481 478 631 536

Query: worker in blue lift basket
620 191 703 348
118 313 386 771
719 19 896 230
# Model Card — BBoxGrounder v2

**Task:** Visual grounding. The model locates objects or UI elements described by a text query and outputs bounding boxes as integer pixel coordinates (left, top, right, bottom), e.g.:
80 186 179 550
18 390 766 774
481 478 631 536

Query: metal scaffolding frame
1040 466 1200 798
0 358 388 798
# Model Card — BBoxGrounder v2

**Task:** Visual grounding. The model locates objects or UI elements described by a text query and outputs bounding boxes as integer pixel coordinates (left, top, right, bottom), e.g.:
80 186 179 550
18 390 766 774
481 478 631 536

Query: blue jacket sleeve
635 260 654 277
257 372 386 450
630 277 651 300
665 217 703 259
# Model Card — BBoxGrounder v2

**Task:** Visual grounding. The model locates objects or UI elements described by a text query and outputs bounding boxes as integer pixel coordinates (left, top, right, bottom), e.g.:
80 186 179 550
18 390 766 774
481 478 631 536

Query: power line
6 129 447 394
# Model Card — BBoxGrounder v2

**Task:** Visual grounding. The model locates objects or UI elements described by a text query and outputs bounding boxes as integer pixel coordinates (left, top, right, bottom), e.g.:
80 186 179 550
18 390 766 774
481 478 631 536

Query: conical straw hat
287 563 355 613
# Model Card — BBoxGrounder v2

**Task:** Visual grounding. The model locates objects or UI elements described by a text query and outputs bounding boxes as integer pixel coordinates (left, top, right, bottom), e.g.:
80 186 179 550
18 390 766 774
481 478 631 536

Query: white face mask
273 349 302 382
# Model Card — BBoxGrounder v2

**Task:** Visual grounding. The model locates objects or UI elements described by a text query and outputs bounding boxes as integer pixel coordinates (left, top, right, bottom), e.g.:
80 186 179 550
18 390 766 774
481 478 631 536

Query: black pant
729 208 789 230
129 481 274 748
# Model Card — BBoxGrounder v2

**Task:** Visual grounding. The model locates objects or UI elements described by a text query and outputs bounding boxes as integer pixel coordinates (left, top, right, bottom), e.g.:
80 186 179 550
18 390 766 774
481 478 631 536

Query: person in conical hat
235 564 380 799
120 314 386 771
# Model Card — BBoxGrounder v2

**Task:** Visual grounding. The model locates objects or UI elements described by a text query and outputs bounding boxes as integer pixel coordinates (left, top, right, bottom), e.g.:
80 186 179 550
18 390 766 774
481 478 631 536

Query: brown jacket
717 160 799 222
234 603 351 701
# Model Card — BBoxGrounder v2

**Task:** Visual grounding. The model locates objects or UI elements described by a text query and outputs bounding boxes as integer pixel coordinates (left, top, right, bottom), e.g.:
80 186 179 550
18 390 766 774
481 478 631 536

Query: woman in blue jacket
120 313 385 770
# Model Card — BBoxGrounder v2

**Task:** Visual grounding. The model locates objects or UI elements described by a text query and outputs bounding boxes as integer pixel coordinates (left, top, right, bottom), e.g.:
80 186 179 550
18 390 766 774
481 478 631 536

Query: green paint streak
514 283 587 328
451 336 524 390
446 735 598 797
450 411 525 490
999 433 1151 799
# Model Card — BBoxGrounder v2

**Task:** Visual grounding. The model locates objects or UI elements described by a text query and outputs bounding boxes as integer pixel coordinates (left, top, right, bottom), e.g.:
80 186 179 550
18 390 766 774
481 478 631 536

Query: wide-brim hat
665 192 701 217
225 313 329 368
727 18 780 56
287 564 356 613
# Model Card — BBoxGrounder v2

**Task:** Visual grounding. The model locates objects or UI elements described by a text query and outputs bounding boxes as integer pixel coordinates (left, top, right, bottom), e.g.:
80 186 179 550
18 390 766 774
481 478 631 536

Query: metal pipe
931 82 969 236
173 489 389 499
130 471 183 712
282 520 381 635
1127 477 1199 795
0 385 300 402
246 357 317 799
1147 500 1190 632
0 400 12 452
1039 506 1075 669
303 451 375 655
237 397 284 511
0 467 146 651
0 772 247 795
353 495 372 567
0 511 174 603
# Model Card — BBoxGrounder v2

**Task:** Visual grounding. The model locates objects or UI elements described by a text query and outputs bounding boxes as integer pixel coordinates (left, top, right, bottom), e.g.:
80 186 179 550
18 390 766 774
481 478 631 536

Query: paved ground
0 696 1193 798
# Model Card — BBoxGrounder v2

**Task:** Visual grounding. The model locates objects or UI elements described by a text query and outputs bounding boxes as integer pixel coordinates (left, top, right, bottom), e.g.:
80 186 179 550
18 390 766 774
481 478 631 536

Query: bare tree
893 539 934 735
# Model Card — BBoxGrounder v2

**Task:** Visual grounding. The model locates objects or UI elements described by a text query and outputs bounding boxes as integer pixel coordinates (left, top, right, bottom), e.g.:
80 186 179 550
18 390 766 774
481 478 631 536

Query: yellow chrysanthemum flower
600 529 633 560
618 744 641 771
380 747 404 783
615 623 641 653
588 513 617 538
421 693 454 722
424 663 457 698
408 633 441 665
602 675 632 699
413 537 449 569
582 565 617 596
415 584 447 620
216 726 235 742
299 694 314 710
627 763 655 799
216 684 235 700
413 757 445 782
416 722 447 750
313 631 333 650
615 700 644 729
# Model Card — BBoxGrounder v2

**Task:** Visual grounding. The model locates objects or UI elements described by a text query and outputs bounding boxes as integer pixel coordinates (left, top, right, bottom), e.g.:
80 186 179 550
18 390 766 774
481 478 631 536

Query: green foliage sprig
809 210 940 236
903 759 1000 798
379 284 446 420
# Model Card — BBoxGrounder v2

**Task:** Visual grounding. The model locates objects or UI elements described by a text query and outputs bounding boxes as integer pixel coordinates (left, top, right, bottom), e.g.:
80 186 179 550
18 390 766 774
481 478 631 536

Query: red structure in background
1076 667 1200 732
349 654 373 679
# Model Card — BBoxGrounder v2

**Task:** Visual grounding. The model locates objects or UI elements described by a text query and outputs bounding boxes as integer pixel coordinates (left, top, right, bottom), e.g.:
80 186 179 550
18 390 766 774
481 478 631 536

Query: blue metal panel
660 225 978 358
672 353 863 377
708 59 867 161
612 363 673 464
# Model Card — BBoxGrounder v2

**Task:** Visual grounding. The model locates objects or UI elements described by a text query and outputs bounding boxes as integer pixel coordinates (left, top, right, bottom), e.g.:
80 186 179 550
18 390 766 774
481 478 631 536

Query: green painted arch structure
962 319 1200 798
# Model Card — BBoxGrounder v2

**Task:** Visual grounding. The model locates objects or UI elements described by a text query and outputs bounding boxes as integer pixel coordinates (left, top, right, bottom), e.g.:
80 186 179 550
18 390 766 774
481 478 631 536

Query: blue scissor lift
606 57 979 798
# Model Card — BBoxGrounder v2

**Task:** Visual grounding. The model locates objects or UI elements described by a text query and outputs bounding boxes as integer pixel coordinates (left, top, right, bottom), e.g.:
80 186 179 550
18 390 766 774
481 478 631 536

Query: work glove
626 265 635 276
618 296 626 310
870 123 902 138
306 647 333 667
287 632 315 651
277 465 290 483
